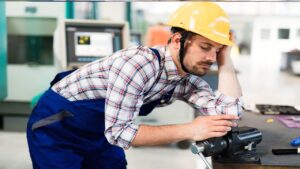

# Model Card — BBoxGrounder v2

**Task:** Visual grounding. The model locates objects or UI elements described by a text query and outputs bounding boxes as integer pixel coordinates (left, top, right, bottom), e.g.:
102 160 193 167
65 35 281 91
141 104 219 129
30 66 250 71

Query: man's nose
206 51 217 62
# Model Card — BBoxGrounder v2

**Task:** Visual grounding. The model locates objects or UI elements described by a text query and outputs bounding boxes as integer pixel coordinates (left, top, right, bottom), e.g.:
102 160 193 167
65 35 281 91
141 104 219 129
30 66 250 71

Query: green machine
0 1 7 100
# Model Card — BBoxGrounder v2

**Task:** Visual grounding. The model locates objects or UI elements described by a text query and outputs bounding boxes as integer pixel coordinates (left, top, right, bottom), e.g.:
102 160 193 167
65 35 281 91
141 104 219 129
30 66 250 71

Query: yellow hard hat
166 2 233 46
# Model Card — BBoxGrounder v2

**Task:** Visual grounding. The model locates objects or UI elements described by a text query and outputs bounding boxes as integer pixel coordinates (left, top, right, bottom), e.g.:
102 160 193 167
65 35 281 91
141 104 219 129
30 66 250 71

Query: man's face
182 35 223 76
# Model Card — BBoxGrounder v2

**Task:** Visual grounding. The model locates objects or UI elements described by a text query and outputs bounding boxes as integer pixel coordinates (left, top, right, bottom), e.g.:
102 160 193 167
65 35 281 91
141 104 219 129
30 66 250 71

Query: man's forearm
131 124 191 147
218 56 242 98
130 114 239 147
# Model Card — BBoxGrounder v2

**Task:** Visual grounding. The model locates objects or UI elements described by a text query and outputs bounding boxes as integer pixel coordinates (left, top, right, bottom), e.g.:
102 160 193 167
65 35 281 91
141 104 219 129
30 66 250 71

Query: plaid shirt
52 45 243 149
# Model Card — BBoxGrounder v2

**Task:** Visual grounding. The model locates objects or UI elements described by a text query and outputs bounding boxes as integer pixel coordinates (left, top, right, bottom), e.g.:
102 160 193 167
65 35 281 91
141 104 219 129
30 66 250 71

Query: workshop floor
1 56 300 169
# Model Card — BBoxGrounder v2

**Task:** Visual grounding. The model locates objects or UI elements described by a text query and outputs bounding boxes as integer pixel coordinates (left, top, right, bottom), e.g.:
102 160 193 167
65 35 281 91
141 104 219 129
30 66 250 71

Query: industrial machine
2 18 129 131
191 126 262 169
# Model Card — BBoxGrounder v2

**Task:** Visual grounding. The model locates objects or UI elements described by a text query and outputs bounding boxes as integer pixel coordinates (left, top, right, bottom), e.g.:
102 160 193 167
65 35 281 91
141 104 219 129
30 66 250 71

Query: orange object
146 23 171 47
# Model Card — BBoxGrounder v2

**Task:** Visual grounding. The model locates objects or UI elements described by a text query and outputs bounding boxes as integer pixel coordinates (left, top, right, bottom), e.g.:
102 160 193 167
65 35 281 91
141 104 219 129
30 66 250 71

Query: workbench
214 111 300 169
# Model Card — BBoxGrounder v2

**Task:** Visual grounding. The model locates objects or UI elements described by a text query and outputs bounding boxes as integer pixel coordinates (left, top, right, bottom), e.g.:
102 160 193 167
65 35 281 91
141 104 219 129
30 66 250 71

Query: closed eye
200 46 211 51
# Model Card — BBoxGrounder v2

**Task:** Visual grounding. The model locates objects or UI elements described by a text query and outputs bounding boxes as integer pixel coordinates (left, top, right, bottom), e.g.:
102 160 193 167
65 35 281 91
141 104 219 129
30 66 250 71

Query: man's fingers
211 114 239 120
210 126 232 133
212 120 234 127
208 131 228 138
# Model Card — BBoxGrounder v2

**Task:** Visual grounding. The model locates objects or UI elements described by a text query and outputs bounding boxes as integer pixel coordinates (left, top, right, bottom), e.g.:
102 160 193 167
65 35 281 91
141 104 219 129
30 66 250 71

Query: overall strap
144 48 163 97
50 69 77 86
149 48 161 64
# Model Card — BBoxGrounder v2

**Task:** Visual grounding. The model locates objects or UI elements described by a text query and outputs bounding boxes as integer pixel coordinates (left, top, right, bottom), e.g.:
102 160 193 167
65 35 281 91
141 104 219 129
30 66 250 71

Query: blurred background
0 1 300 169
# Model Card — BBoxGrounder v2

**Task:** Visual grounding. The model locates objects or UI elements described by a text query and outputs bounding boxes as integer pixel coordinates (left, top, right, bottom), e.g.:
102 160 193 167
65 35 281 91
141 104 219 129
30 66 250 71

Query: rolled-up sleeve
104 51 159 149
181 75 243 117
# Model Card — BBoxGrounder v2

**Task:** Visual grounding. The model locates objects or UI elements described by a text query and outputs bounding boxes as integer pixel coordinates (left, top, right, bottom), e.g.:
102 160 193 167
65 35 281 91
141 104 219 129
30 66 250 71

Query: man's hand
187 114 239 141
217 45 232 66
217 32 233 66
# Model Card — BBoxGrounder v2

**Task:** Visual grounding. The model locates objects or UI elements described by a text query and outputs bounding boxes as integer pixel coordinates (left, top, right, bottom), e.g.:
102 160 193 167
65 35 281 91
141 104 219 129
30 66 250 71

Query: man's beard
183 61 213 77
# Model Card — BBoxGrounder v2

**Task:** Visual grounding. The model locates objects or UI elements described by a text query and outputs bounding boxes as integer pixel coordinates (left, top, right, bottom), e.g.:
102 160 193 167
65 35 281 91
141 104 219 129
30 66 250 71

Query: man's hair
168 27 195 44
171 27 186 34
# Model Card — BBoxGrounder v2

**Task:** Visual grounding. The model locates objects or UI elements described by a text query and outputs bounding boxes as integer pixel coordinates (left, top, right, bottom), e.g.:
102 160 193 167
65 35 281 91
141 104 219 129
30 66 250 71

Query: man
27 2 242 169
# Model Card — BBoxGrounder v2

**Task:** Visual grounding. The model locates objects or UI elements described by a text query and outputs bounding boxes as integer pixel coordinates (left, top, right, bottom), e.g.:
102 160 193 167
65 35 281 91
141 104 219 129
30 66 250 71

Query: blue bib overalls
26 48 175 169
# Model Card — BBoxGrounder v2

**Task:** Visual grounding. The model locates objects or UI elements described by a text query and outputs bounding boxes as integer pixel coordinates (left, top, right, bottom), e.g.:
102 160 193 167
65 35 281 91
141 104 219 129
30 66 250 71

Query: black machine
191 126 262 169
256 104 300 115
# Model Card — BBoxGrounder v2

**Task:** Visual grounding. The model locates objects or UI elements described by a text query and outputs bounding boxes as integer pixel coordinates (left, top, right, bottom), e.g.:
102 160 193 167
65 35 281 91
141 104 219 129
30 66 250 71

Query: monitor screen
75 32 113 57
65 24 123 65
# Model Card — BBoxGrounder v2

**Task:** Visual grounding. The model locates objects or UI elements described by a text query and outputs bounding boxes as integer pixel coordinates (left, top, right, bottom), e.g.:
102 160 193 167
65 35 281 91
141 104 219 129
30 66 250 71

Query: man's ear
170 32 182 50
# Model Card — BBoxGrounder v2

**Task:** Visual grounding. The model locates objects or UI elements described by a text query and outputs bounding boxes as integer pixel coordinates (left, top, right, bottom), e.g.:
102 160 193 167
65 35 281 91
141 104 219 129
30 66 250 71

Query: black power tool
191 126 262 169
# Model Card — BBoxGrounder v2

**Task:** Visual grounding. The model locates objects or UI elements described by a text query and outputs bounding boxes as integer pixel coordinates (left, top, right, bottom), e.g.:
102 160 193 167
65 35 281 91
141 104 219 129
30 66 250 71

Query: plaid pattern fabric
52 45 243 149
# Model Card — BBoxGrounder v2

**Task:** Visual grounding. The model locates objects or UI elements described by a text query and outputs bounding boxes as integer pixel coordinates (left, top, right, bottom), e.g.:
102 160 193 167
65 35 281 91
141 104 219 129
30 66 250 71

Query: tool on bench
191 126 262 169
290 137 300 147
272 148 300 155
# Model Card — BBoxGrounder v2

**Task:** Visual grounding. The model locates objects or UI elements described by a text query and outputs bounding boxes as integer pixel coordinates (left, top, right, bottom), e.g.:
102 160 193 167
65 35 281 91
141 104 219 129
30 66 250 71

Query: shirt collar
155 46 182 81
